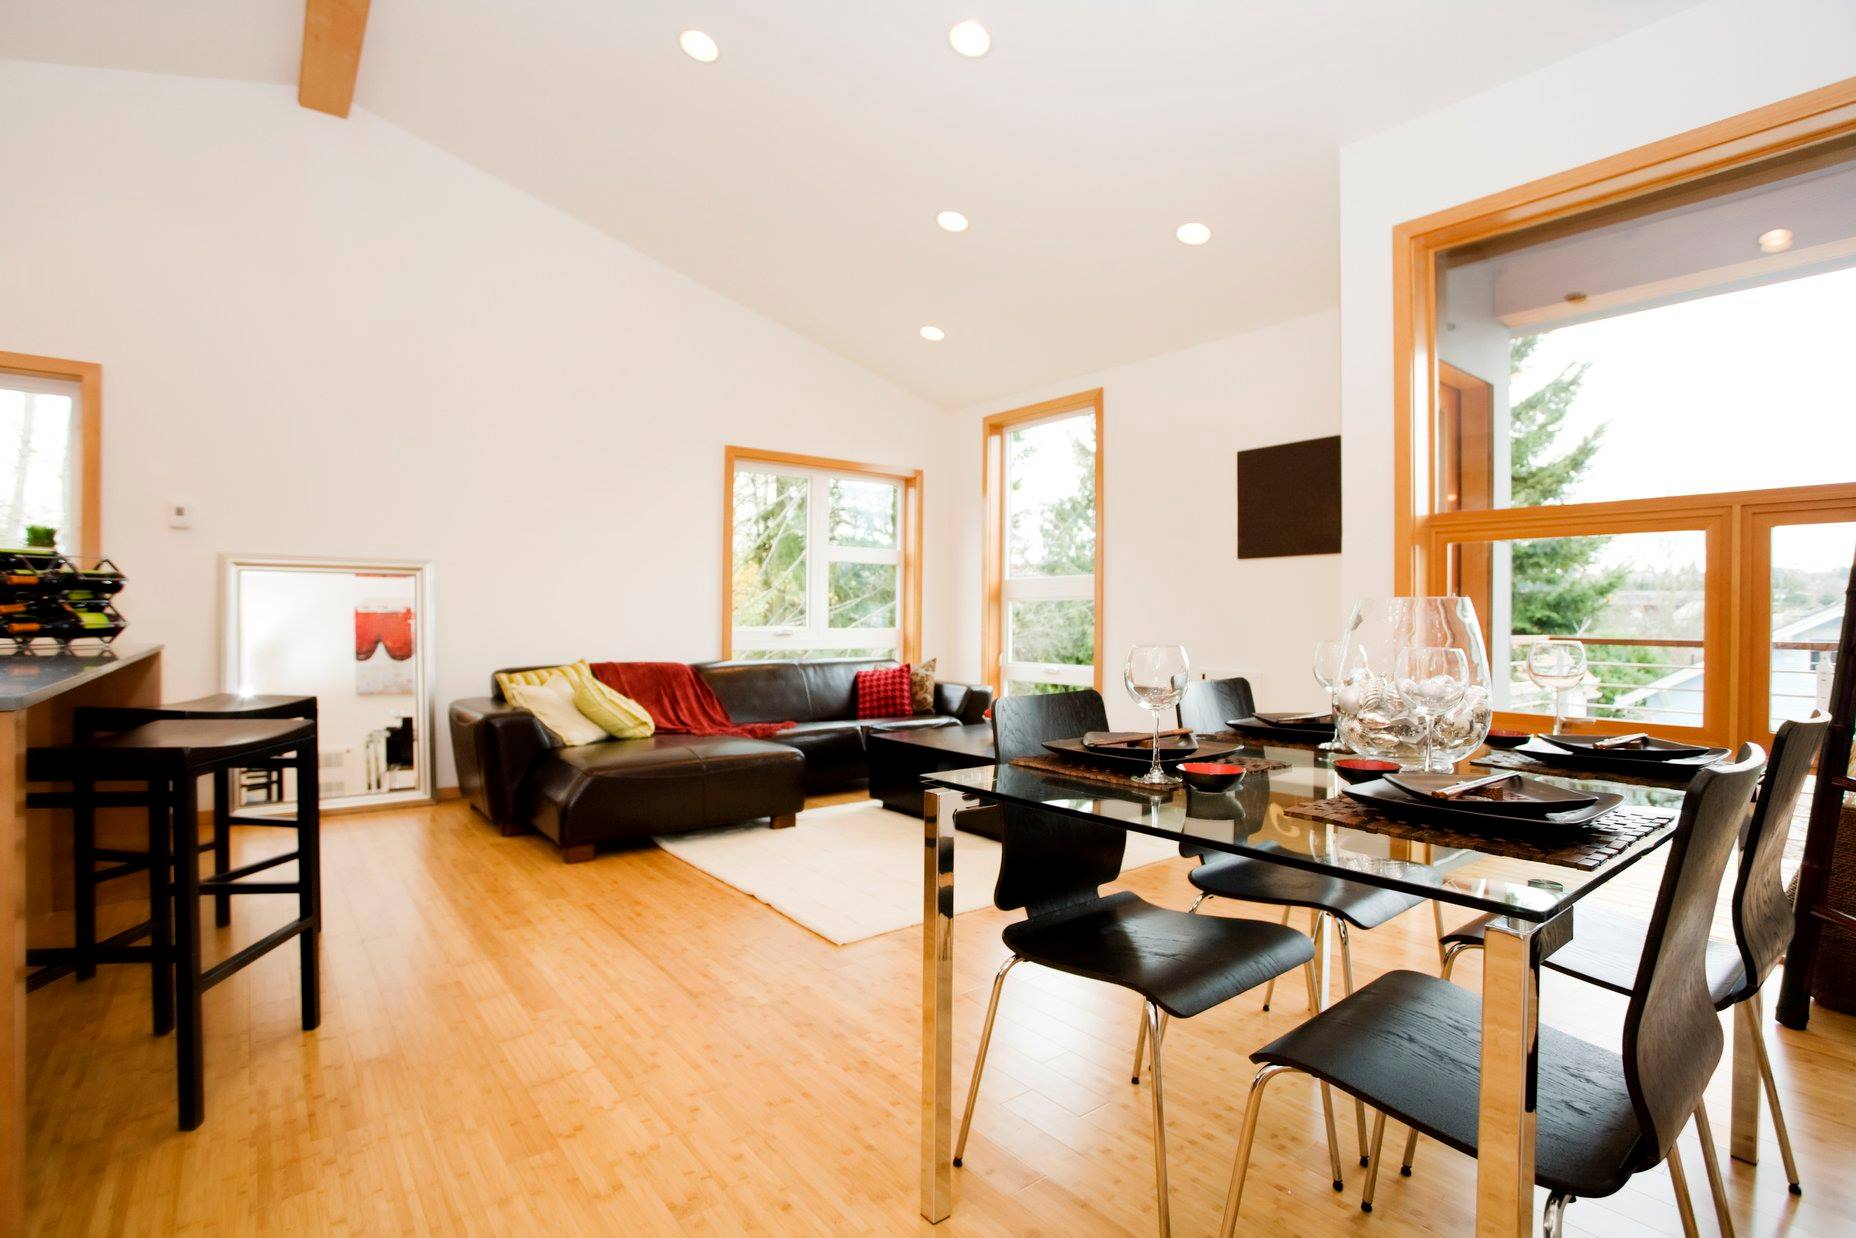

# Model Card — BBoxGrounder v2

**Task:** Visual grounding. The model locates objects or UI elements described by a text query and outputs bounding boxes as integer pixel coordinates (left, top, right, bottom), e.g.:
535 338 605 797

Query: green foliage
24 524 55 548
1508 335 1623 636
732 473 808 627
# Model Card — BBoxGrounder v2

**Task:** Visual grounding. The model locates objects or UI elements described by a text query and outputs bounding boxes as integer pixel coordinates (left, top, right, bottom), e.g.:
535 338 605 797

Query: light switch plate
167 502 192 529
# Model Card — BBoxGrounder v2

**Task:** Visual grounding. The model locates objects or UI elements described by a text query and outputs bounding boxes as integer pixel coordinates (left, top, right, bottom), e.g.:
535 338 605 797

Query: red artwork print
355 607 415 661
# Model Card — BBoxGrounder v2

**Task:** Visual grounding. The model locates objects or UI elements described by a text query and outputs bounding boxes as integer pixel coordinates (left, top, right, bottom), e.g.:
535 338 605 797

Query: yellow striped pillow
566 661 655 739
495 665 573 701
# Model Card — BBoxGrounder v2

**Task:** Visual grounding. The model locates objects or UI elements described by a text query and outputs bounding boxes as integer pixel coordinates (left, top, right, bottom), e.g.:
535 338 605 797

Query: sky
1514 264 1856 573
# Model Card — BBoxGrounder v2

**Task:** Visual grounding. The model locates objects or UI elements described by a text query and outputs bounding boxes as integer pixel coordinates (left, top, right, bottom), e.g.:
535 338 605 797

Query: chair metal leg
1335 920 1370 1165
1144 1001 1170 1237
1260 904 1291 1011
1747 993 1802 1193
953 956 1018 1167
1432 899 1448 966
1442 940 1472 981
1542 1192 1571 1238
1319 1082 1344 1192
1693 1100 1735 1238
1667 1141 1701 1238
1360 1107 1387 1211
1132 899 1202 1083
1218 1064 1294 1237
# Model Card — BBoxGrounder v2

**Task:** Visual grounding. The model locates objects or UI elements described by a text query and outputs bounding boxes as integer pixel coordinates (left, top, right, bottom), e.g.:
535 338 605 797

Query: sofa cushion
529 735 805 846
697 660 811 723
855 664 913 719
798 660 880 720
910 658 937 713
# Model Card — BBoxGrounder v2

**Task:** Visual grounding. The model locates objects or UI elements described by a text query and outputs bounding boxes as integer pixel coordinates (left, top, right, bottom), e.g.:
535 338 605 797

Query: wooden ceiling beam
298 0 371 118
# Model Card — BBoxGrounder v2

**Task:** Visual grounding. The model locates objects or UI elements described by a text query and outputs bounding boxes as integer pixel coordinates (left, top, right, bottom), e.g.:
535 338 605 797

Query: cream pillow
506 674 608 747
569 662 655 739
496 664 573 701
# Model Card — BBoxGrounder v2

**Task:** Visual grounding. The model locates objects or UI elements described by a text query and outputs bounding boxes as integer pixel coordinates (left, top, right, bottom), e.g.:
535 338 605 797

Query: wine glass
1312 640 1346 752
1396 646 1468 772
1124 645 1191 785
1525 639 1588 734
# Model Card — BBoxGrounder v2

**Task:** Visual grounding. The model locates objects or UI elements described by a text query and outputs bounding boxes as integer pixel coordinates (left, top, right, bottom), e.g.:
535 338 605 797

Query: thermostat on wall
167 502 193 529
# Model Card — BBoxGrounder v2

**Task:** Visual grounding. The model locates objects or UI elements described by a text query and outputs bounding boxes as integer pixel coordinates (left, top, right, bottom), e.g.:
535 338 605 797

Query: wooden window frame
1391 77 1856 746
721 446 923 664
0 351 102 561
981 389 1105 697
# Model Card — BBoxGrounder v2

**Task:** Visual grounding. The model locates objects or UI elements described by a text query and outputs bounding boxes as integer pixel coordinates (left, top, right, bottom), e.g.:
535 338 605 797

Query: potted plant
24 525 56 549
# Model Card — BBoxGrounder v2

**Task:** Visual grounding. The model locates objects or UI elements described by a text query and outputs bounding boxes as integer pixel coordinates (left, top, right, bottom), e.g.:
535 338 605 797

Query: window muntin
995 407 1098 695
731 462 905 660
0 374 82 551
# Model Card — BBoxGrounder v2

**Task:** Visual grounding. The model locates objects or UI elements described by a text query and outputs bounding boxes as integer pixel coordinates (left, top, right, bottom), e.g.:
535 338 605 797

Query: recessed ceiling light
948 20 991 57
920 325 946 342
679 30 719 63
936 210 969 233
1176 221 1211 246
1758 227 1794 254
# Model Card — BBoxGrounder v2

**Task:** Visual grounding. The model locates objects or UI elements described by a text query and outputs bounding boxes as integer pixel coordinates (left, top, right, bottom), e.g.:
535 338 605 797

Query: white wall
947 309 1345 728
1338 0 1856 604
0 60 955 785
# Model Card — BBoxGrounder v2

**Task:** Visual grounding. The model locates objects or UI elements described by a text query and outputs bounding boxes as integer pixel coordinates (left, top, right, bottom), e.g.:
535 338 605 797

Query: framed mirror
220 554 434 810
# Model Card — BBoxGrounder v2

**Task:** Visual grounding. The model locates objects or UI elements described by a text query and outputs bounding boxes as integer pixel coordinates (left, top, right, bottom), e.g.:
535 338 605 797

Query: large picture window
1396 94 1856 745
724 448 921 662
982 390 1103 696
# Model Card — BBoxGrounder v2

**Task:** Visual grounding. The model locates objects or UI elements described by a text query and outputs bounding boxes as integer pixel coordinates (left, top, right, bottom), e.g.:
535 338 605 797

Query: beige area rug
652 799 1182 945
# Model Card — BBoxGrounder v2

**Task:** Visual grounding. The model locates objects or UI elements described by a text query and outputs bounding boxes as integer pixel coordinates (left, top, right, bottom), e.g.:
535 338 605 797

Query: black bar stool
96 694 317 927
27 716 321 1130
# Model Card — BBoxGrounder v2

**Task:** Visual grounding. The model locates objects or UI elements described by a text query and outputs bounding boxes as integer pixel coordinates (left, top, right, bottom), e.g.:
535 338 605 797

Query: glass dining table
917 742 1690 1236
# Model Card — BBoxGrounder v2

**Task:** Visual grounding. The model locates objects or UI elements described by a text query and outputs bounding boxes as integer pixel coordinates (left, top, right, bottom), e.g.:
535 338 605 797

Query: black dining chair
1409 714 1828 1217
1218 744 1766 1238
1130 675 1445 1165
956 689 1331 1236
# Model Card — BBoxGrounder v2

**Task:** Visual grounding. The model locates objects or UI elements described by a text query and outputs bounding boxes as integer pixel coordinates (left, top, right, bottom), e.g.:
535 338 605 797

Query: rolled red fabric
589 661 793 738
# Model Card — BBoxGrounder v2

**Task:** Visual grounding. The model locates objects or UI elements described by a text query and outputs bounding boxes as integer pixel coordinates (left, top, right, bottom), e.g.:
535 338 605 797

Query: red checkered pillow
855 664 914 720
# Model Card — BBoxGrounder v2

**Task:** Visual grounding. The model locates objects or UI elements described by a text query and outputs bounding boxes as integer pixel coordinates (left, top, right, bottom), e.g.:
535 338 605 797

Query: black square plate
1227 715 1334 743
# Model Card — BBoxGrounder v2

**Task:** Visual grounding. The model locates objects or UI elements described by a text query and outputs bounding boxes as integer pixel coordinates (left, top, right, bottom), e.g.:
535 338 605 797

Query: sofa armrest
449 697 555 825
934 681 995 725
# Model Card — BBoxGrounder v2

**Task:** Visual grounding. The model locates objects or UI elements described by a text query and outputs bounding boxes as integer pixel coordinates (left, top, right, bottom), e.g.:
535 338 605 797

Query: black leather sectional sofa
449 658 991 862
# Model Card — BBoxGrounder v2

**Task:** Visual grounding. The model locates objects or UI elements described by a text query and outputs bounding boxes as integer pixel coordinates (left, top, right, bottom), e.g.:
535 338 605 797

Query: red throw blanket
590 662 793 738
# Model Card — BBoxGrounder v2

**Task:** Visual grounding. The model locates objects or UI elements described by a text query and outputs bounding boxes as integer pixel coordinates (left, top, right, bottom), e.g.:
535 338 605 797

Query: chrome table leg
921 788 962 1222
1476 916 1542 1237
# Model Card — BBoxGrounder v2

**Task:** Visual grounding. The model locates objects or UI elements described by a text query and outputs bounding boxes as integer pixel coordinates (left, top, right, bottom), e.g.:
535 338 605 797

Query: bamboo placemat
1472 747 1713 790
1284 794 1676 871
1008 752 1288 792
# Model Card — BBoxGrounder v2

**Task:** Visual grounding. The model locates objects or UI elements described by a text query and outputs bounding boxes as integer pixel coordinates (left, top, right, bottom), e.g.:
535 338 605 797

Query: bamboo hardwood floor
21 797 1856 1236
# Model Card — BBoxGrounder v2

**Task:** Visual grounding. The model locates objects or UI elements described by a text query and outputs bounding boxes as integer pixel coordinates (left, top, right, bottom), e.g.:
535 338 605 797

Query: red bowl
1179 761 1246 791
1332 757 1398 785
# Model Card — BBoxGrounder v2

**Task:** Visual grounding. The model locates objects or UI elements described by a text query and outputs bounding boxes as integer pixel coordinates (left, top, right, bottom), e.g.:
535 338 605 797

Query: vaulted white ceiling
2 1 1702 406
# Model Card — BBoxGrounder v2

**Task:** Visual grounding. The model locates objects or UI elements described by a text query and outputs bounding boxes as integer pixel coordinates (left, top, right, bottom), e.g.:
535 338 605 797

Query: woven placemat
1283 794 1676 872
1473 747 1708 790
1008 752 1289 791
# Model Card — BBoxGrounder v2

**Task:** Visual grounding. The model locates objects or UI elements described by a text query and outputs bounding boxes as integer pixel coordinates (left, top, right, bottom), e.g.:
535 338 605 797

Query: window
983 390 1103 696
1395 93 1856 745
1 352 100 558
724 448 921 663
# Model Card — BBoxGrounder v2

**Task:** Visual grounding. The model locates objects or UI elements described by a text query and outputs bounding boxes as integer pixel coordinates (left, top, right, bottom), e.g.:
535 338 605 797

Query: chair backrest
1733 715 1829 990
989 690 1127 916
1177 677 1256 734
1622 743 1766 1162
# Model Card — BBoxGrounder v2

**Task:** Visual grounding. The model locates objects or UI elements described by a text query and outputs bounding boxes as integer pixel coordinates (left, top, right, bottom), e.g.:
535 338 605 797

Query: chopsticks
1091 729 1193 749
1593 732 1652 749
1430 771 1521 799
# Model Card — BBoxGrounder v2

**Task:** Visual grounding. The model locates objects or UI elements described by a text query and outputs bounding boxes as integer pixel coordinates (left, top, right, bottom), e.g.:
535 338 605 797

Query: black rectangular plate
1345 778 1624 830
1518 737 1728 773
1383 772 1598 818
1538 733 1714 762
1044 736 1242 772
1227 716 1334 743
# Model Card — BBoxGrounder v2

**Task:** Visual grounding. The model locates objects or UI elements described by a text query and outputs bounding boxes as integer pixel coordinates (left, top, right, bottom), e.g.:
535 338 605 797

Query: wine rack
0 549 128 649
